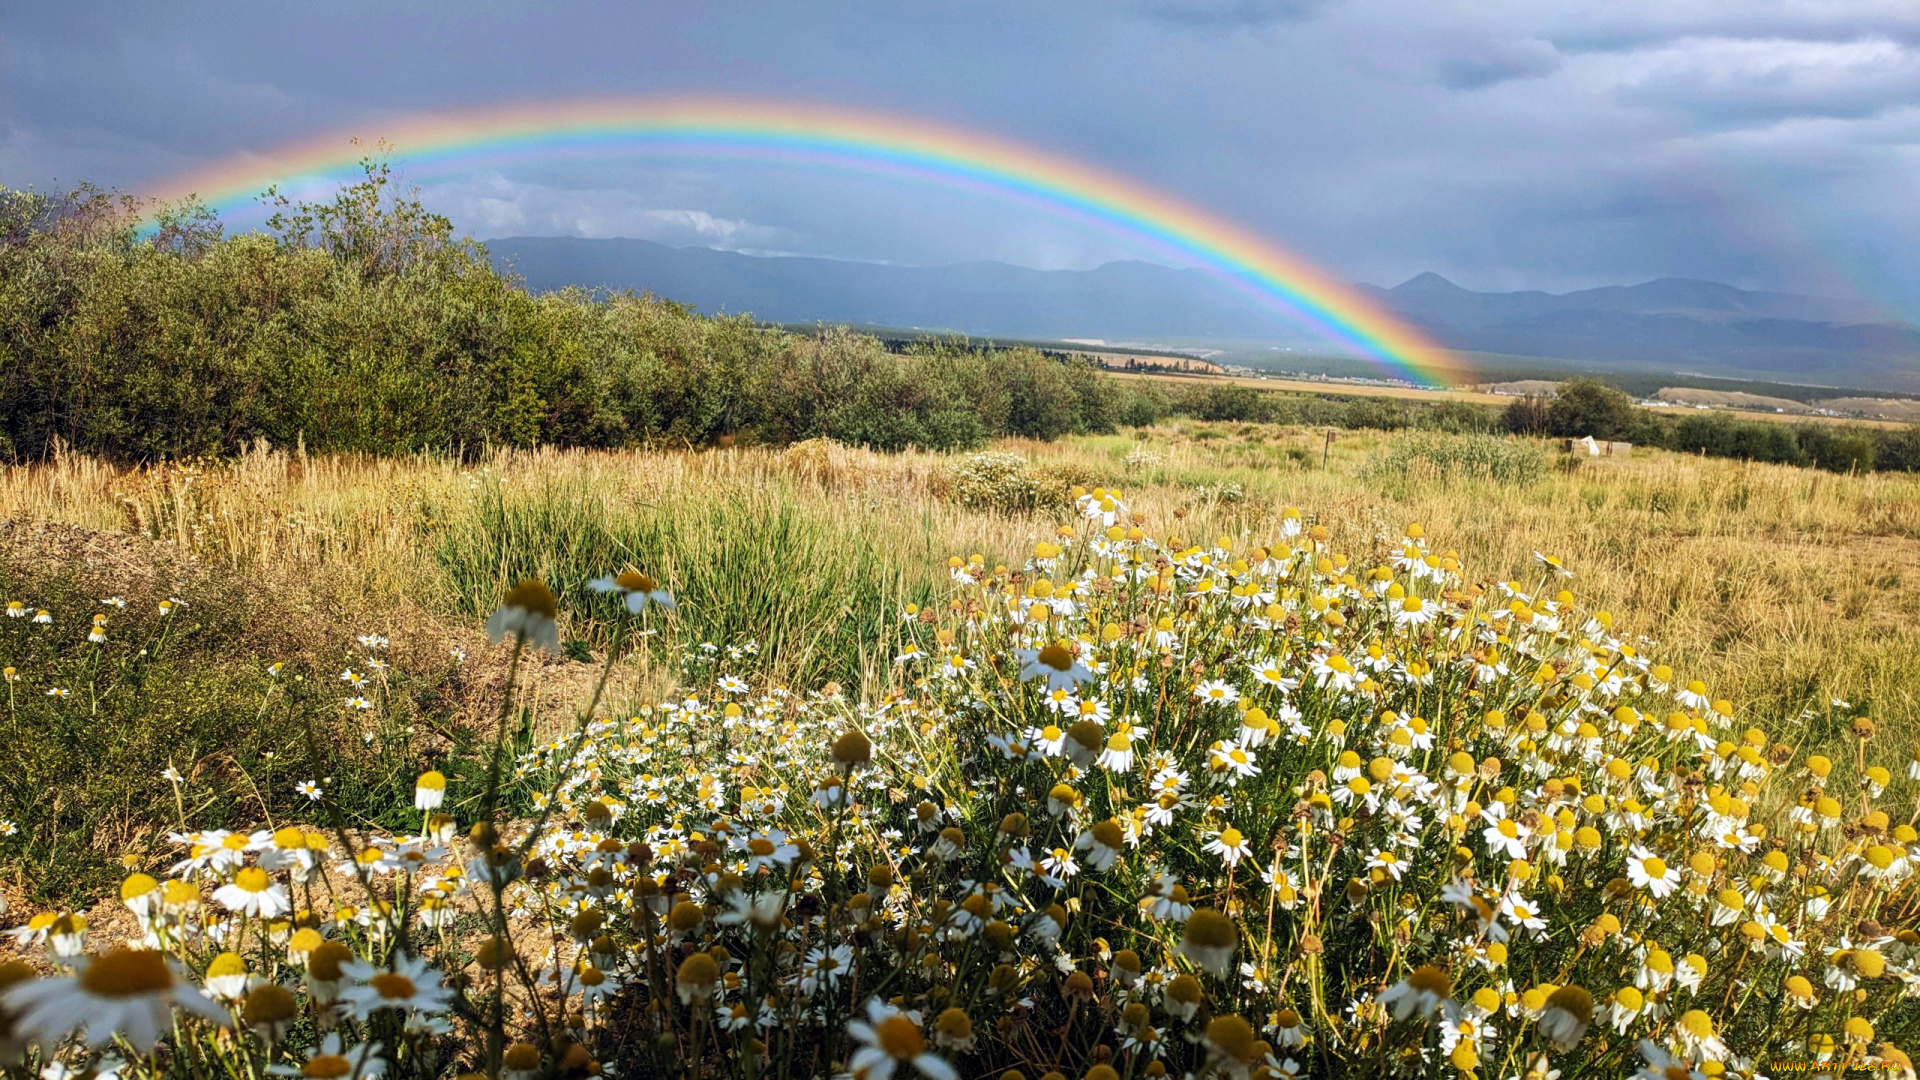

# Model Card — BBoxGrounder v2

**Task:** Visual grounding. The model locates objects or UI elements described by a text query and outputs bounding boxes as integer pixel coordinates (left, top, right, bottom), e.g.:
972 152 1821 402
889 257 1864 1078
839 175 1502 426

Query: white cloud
409 173 796 250
1575 35 1920 124
641 209 763 245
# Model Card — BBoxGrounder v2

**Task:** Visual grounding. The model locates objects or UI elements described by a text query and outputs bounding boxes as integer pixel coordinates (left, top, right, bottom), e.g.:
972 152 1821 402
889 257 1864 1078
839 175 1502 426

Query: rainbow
147 97 1462 386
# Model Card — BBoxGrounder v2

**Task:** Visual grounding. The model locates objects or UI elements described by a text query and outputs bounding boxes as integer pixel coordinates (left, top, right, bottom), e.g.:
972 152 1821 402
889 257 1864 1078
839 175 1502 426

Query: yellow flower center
615 571 657 592
78 949 175 998
1184 909 1236 948
302 1055 353 1080
874 1014 926 1059
1037 644 1074 671
120 873 159 900
1545 985 1594 1023
370 972 417 1000
234 867 271 893
203 952 248 983
502 579 559 618
1207 1015 1258 1060
1406 965 1450 997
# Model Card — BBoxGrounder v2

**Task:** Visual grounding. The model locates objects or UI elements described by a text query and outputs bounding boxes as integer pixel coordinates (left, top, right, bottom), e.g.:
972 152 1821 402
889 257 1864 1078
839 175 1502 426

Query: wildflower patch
2 495 1916 1079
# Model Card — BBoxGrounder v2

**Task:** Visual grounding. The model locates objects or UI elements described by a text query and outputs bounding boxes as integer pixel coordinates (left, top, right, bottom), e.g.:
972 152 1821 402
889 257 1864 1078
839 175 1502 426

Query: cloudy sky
5 0 1918 317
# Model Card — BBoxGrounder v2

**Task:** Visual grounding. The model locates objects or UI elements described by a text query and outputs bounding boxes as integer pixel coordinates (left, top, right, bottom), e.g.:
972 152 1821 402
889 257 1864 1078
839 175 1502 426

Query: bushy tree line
1501 377 1920 473
1154 381 1499 434
5 164 1910 474
0 166 1131 462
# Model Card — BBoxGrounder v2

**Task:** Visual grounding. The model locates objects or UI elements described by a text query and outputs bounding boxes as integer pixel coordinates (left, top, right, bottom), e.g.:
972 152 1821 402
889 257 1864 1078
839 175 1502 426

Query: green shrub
1413 398 1495 434
1501 393 1552 435
1341 395 1408 430
0 172 1115 462
1114 380 1172 427
1797 424 1878 473
1874 425 1920 471
1672 415 1804 465
1190 383 1267 423
1548 377 1638 440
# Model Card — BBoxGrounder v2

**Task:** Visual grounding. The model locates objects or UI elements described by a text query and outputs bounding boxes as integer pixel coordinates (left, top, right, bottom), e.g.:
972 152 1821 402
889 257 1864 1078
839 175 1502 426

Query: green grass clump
432 474 936 687
1362 432 1548 488
0 549 473 900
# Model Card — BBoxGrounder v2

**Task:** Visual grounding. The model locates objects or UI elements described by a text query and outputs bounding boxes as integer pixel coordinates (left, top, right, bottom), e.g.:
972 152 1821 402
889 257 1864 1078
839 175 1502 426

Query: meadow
2 423 1917 1078
9 423 1914 765
4 173 1919 1080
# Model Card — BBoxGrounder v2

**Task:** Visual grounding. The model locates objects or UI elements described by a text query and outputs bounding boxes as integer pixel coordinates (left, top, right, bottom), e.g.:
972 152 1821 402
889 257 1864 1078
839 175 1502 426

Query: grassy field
4 424 1914 879
6 422 1919 1075
1115 368 1918 429
10 422 1917 730
1640 401 1911 429
1111 368 1514 405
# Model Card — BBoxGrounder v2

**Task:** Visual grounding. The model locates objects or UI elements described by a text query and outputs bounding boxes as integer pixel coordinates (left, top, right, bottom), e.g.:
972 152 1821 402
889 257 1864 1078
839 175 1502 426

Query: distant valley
485 236 1920 392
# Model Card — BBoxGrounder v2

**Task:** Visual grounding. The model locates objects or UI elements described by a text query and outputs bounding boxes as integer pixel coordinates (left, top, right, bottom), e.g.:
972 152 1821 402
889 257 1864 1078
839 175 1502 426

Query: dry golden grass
1113 367 1915 428
3 423 1916 750
1109 368 1514 404
1639 401 1910 429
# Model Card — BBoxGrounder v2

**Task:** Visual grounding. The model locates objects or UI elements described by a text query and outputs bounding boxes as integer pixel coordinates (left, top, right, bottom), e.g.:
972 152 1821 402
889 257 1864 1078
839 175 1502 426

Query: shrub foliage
0 169 1119 462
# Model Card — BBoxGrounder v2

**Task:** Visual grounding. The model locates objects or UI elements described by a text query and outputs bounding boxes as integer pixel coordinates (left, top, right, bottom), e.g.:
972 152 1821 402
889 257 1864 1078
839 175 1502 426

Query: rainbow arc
147 97 1463 386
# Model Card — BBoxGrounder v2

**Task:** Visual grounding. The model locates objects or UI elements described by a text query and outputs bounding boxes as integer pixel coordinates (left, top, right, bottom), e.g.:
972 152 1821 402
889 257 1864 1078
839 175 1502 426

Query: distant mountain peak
481 237 1920 391
1392 272 1467 294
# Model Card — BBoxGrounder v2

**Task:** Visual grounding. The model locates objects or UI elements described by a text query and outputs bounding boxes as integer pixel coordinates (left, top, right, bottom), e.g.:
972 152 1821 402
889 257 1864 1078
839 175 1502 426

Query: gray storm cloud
2 0 1915 315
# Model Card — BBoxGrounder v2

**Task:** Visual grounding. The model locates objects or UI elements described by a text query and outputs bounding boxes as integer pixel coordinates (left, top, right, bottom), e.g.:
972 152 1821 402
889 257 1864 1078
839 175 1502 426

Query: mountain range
485 236 1920 390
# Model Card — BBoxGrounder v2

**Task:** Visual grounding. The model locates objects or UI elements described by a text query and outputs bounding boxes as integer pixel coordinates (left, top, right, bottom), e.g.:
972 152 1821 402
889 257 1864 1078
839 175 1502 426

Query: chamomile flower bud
485 579 560 653
1379 965 1451 1022
1539 985 1593 1050
587 569 676 612
1179 909 1237 976
413 770 446 811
